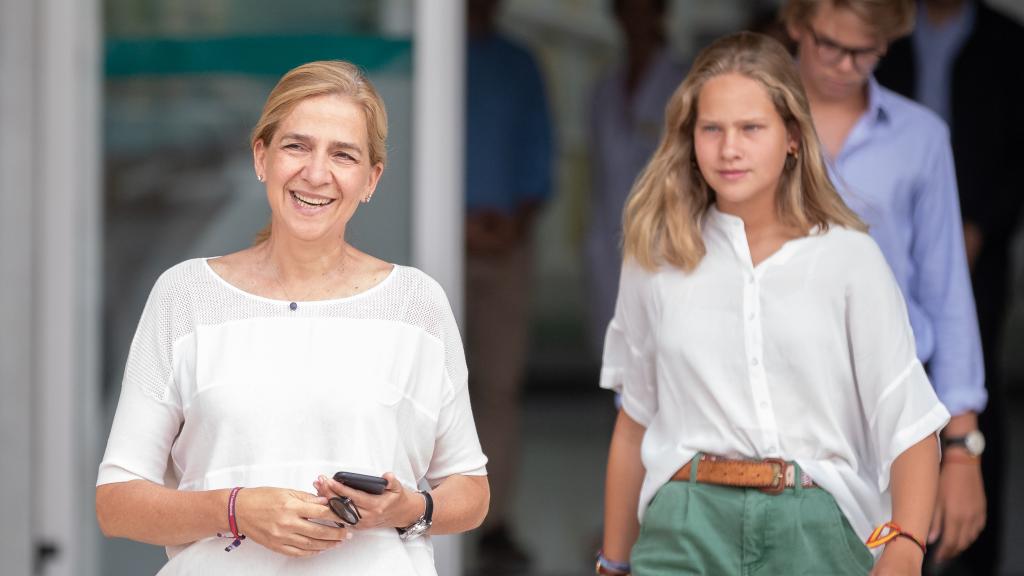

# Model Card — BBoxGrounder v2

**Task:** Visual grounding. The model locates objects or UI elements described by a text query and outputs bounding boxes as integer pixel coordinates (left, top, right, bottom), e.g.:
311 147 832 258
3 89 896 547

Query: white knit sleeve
419 278 488 485
97 267 187 487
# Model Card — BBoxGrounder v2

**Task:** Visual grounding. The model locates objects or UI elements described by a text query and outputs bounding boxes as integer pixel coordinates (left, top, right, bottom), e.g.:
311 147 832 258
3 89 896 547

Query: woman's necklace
267 254 348 312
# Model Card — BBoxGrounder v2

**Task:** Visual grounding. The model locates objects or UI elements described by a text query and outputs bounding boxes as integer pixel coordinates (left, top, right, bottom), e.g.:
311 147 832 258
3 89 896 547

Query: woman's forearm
603 409 647 564
890 433 940 545
427 474 490 535
96 480 229 546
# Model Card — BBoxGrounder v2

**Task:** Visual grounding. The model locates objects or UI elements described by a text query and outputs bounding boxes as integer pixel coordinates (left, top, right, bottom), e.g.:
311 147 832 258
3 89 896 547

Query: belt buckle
759 458 787 495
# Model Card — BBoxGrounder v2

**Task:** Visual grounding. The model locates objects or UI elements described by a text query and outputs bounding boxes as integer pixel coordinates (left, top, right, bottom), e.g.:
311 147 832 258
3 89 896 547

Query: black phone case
333 471 388 495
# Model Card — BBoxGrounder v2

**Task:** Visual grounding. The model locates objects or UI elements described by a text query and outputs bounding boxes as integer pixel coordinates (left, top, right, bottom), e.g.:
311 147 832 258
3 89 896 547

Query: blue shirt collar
865 76 890 125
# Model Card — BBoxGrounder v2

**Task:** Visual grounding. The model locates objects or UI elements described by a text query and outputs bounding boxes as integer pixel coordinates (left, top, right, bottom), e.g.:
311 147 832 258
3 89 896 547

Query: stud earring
257 174 265 182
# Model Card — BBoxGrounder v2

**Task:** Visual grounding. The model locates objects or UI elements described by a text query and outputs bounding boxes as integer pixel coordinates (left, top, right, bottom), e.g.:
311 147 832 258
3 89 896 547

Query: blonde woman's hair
252 60 388 166
781 0 915 41
622 31 865 271
252 60 387 244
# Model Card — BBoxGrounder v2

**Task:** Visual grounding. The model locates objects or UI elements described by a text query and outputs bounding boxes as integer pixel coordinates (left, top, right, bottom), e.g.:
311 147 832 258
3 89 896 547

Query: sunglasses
328 496 361 526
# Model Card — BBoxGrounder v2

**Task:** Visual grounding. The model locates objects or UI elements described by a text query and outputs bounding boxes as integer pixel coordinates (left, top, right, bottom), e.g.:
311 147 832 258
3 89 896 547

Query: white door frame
0 0 38 572
0 1 102 575
414 1 466 575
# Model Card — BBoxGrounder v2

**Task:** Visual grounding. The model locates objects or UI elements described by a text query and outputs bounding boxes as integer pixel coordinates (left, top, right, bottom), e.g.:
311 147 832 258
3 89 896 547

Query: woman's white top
601 206 949 543
97 258 487 575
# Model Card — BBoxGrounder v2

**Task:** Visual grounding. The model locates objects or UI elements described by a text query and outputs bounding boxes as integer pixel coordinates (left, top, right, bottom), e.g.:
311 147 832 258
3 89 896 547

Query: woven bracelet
220 486 246 552
866 521 926 555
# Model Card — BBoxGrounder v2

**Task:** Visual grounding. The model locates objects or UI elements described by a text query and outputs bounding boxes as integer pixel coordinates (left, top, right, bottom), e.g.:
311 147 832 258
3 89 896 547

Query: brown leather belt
671 455 818 495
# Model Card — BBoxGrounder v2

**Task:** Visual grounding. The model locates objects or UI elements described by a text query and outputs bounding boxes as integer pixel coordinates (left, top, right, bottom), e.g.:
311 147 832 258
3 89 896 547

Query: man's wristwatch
942 429 986 457
397 490 433 541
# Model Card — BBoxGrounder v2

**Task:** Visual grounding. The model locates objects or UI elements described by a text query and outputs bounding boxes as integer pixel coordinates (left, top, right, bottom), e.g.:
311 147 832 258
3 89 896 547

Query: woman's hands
234 487 351 557
313 472 422 531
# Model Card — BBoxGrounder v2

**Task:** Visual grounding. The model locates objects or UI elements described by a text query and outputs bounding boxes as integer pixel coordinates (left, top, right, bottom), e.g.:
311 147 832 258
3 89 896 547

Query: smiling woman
95 61 490 575
254 93 383 247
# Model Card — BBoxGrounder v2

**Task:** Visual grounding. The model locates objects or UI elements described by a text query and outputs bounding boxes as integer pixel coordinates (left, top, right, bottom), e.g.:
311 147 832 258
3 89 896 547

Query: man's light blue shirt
828 77 986 415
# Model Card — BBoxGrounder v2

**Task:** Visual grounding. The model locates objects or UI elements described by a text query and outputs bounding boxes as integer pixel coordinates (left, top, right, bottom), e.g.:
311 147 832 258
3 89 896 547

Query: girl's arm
602 409 647 567
870 434 939 575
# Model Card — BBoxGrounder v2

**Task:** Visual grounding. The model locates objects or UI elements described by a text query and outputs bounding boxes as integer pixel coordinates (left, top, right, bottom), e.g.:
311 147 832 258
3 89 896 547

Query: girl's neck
735 209 785 244
717 190 781 237
717 196 803 267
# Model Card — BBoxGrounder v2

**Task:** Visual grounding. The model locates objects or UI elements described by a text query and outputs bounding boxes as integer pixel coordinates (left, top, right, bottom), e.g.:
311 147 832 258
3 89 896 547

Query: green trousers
632 456 875 575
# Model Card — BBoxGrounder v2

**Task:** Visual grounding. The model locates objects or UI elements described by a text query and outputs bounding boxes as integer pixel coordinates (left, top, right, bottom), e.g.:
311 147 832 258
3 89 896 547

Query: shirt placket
744 269 781 456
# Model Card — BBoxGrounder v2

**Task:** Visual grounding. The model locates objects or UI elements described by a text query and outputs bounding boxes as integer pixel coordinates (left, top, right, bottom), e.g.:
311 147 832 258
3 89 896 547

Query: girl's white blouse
98 259 487 575
601 206 949 543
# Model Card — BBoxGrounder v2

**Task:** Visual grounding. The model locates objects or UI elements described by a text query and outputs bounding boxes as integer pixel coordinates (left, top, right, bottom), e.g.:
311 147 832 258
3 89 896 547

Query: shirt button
747 276 755 285
759 401 769 410
751 357 759 366
748 312 756 321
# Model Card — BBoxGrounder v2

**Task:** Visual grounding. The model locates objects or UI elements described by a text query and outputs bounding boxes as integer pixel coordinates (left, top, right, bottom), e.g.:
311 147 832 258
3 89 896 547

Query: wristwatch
397 490 433 541
942 430 986 457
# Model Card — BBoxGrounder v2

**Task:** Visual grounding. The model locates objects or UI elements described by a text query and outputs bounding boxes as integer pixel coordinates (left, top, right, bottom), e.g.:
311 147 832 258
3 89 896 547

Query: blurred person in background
599 31 946 576
875 2 1024 571
585 0 687 357
464 0 553 573
783 0 989 568
95 60 490 575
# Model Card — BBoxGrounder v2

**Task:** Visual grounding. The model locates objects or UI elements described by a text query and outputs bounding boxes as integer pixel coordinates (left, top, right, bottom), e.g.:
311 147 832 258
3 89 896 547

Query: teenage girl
597 32 948 576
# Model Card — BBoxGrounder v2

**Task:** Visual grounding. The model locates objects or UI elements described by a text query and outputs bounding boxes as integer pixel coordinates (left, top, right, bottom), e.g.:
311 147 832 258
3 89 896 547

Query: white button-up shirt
601 206 950 542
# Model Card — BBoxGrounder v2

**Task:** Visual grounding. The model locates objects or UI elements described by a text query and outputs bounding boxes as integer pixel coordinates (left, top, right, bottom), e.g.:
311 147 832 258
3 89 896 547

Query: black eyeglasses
807 27 885 75
329 496 361 526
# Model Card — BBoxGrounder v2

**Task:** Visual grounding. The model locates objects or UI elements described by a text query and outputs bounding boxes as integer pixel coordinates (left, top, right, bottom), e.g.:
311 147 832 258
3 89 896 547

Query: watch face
965 430 986 456
399 520 431 540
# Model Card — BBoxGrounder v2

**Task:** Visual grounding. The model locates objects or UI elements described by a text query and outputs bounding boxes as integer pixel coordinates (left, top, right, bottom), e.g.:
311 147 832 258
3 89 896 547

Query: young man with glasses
783 0 988 569
875 3 1024 572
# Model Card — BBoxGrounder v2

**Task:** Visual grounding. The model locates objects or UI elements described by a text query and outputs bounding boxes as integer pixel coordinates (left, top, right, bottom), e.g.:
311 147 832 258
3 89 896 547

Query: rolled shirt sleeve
600 260 658 426
846 237 951 491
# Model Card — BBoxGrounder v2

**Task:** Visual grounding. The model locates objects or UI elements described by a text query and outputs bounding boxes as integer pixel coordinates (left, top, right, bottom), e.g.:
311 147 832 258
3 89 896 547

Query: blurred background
2 1 1023 575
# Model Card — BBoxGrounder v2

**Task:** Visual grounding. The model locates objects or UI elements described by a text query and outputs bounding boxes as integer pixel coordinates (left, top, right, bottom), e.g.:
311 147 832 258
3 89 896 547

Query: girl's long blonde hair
622 31 865 270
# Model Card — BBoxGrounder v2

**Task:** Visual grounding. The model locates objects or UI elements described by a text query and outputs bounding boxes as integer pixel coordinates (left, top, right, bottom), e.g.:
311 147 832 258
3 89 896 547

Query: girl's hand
869 539 925 576
314 472 422 530
234 487 351 557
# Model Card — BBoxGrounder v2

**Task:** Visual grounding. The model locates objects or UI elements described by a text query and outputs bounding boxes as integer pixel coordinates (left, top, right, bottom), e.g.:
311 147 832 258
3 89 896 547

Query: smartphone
333 471 388 495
